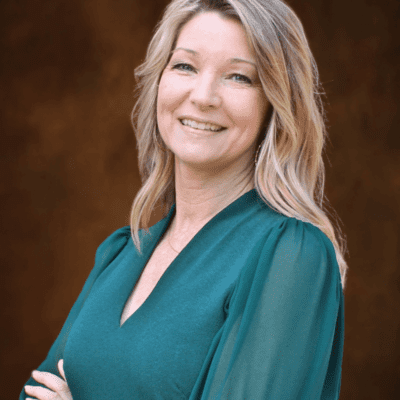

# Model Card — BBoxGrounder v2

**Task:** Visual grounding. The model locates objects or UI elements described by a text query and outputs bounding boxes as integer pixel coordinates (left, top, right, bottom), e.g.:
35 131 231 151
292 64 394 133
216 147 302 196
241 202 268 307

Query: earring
255 143 262 164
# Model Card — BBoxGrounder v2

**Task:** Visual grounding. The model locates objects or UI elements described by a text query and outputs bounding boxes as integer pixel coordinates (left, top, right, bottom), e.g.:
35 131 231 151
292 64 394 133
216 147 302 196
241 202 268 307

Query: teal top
20 188 344 399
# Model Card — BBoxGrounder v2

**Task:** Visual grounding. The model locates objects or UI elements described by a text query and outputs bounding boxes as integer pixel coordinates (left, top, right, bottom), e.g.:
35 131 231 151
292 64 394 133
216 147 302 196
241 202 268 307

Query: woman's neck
168 180 255 243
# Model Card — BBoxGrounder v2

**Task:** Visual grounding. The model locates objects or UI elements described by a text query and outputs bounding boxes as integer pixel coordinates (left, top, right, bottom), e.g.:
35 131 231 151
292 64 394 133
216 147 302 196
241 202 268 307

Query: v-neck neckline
118 188 259 328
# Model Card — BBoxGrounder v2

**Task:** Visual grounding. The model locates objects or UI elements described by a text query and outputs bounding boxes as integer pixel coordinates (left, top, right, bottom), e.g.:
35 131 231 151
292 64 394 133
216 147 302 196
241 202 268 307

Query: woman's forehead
174 13 255 62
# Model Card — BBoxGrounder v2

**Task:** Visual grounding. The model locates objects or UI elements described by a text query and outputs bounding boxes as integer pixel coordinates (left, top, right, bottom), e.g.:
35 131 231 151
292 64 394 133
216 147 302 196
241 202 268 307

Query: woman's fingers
25 383 57 399
31 369 66 392
58 359 67 381
26 360 73 400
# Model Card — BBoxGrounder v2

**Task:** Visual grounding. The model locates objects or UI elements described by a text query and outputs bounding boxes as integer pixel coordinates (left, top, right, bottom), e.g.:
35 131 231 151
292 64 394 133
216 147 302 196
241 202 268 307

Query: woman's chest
65 234 246 397
120 240 179 326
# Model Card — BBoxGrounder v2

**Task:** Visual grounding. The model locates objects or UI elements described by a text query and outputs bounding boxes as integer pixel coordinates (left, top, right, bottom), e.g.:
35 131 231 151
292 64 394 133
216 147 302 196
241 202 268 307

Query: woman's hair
129 0 349 290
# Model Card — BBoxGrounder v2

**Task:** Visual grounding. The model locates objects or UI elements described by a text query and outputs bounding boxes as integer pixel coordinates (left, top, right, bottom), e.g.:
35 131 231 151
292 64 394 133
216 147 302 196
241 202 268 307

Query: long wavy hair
129 0 349 290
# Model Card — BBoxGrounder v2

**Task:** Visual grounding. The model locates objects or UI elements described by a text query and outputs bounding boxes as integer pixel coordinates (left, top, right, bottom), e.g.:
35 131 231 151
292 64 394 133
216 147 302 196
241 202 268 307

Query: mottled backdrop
1 0 399 399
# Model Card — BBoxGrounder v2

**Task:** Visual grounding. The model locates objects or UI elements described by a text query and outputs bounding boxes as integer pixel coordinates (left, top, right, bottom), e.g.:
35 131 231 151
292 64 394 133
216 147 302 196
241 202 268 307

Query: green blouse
20 188 344 399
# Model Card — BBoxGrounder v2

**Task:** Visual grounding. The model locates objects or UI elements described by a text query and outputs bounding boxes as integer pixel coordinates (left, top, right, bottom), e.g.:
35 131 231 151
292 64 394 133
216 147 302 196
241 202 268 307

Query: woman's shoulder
94 219 163 263
263 215 340 281
253 197 330 243
97 225 131 248
243 198 336 256
257 213 338 273
264 211 334 249
94 225 132 267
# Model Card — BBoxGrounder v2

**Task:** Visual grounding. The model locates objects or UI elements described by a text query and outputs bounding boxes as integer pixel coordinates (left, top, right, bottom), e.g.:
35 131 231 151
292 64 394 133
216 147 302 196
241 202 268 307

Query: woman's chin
172 149 238 175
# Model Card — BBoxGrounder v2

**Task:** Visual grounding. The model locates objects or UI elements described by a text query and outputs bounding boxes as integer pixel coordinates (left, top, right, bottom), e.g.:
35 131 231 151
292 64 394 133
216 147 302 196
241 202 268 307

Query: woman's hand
24 359 73 400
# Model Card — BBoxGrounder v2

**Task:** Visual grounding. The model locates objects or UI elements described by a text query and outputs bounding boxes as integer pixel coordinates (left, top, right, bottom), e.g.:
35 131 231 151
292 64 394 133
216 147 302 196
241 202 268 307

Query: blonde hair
129 0 349 290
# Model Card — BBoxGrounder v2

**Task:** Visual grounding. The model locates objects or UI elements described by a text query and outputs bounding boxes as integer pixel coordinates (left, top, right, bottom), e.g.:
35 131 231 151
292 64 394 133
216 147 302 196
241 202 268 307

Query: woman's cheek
161 74 178 95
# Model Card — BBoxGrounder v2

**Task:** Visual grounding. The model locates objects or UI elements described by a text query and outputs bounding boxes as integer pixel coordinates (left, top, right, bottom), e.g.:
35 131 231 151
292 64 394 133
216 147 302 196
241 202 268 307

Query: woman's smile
178 118 227 136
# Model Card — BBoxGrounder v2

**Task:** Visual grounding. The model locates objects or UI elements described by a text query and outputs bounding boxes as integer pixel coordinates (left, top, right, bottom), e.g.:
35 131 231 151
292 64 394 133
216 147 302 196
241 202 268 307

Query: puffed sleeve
190 218 344 400
18 226 131 400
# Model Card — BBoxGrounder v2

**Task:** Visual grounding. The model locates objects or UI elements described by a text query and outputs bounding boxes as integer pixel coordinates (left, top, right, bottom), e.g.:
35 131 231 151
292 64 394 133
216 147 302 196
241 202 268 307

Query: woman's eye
231 74 252 84
172 62 194 72
171 63 252 85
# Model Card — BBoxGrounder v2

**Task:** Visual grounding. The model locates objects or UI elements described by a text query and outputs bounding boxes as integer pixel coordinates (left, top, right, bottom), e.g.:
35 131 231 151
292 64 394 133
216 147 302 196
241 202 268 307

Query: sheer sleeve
190 218 344 400
18 226 130 399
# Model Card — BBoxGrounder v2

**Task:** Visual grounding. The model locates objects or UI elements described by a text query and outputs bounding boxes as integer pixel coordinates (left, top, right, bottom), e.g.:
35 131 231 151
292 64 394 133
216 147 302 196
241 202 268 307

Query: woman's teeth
180 119 224 132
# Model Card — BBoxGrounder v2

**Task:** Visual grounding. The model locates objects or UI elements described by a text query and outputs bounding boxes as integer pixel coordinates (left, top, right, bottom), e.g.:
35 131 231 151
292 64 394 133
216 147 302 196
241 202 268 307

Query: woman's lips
179 119 226 134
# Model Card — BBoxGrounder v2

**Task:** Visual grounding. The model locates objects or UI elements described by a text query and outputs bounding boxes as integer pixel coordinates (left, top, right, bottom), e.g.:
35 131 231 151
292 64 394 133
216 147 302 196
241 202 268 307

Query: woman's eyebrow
171 47 256 67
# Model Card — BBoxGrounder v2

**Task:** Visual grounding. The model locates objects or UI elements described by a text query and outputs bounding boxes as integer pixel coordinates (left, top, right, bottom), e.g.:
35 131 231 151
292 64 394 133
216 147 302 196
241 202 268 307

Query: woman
21 0 348 399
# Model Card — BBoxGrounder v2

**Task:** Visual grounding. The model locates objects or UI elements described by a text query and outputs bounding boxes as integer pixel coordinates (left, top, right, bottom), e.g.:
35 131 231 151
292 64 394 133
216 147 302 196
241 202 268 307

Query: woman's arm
190 218 344 399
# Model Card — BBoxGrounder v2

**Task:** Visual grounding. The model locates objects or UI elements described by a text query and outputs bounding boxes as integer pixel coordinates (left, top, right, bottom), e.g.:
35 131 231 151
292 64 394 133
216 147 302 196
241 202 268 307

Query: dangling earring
255 143 262 165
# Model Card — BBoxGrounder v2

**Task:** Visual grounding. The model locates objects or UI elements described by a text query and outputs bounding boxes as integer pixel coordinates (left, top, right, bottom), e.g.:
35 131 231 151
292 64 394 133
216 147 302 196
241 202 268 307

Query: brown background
1 0 399 398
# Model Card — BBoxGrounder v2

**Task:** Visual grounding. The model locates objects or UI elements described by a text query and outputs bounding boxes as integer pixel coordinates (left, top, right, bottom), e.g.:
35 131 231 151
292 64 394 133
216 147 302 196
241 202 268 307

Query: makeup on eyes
171 61 254 84
171 54 259 83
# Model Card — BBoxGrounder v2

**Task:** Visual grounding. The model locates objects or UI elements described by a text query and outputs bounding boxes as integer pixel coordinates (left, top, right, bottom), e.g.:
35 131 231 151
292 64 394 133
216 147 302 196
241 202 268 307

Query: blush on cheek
160 76 179 97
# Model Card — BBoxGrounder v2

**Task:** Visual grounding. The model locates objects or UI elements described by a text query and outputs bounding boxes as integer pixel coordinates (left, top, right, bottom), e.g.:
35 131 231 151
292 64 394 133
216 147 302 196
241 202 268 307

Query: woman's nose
189 73 221 109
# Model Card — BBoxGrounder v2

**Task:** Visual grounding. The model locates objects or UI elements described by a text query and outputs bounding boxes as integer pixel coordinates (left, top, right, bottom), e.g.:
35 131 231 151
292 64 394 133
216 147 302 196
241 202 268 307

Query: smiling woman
157 12 270 175
20 0 347 399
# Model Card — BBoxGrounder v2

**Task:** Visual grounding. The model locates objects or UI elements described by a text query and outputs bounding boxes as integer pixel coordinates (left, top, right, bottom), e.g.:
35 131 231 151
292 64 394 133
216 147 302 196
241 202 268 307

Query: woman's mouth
179 119 226 133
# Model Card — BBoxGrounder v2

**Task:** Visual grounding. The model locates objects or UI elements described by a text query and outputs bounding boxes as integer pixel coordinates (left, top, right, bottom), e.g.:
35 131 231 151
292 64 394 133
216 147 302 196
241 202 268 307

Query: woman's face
157 11 270 173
